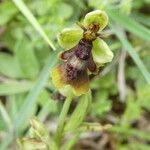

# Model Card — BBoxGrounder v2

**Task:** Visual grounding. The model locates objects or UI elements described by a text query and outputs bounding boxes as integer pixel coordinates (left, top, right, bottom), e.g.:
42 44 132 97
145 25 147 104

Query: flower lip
66 63 80 80
75 39 92 60
51 38 97 96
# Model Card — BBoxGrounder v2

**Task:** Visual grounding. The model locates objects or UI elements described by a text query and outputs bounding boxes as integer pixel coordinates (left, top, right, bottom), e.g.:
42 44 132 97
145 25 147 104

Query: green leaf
0 81 34 96
64 92 91 132
0 1 18 26
109 126 150 141
91 91 112 116
131 12 150 27
0 101 13 131
0 53 22 78
110 22 150 84
12 0 56 50
137 84 150 110
15 38 39 79
121 93 141 126
108 10 150 41
38 99 58 121
57 2 73 20
13 52 57 131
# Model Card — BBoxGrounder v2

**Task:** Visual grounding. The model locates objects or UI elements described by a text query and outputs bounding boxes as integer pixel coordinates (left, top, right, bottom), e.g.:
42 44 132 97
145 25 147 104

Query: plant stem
55 94 73 144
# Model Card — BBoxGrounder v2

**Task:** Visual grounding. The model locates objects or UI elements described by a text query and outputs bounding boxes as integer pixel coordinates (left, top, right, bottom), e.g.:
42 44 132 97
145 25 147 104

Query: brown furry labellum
51 38 98 96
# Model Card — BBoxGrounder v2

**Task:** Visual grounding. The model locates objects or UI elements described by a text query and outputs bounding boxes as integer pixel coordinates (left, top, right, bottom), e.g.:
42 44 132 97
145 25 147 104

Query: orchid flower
51 10 114 96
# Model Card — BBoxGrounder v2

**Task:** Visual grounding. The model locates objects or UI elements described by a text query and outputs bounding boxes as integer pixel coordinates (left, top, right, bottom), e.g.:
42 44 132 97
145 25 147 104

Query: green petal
92 38 113 66
83 10 108 31
57 27 83 49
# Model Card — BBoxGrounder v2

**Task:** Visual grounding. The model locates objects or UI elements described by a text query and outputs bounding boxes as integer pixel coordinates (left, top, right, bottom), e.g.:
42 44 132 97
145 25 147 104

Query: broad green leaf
64 92 91 132
12 0 56 50
0 1 18 25
15 38 39 79
110 22 150 84
108 10 150 41
0 81 34 96
0 53 23 78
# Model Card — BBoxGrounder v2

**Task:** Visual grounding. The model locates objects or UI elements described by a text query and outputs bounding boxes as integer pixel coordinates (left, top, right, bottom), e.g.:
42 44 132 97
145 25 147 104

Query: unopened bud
17 138 48 150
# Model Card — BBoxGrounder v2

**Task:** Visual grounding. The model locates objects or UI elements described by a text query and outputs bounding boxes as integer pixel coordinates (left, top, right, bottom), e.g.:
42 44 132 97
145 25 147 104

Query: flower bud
17 138 48 150
29 118 49 142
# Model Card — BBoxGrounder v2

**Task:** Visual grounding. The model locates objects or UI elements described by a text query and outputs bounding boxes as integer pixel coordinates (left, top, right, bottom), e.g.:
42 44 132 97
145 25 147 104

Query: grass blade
0 101 13 131
131 13 150 27
14 52 57 131
0 81 34 96
12 0 56 50
109 125 150 141
110 22 150 84
107 10 150 41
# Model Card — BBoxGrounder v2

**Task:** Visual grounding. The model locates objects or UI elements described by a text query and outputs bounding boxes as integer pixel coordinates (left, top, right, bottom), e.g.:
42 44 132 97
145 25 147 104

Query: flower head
51 10 113 96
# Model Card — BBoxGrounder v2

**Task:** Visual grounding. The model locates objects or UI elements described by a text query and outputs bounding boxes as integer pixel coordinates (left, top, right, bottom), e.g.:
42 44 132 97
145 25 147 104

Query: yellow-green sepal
57 27 83 49
83 10 108 31
92 38 114 66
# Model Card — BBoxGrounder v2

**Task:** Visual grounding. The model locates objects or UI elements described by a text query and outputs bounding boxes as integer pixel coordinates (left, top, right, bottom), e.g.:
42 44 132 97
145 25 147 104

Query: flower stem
55 94 73 144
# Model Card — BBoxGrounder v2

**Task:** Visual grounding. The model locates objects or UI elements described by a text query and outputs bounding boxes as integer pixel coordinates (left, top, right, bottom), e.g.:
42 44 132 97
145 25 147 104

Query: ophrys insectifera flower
51 10 114 96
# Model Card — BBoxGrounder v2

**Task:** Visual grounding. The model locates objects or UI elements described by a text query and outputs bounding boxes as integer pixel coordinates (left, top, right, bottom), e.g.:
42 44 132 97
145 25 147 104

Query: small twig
117 48 126 102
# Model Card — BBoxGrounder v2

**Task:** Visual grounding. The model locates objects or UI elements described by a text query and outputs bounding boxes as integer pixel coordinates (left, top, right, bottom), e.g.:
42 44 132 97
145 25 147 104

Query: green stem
55 94 73 144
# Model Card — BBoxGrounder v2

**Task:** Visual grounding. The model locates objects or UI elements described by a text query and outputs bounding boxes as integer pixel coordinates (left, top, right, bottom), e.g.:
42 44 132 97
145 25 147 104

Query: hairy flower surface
51 10 114 96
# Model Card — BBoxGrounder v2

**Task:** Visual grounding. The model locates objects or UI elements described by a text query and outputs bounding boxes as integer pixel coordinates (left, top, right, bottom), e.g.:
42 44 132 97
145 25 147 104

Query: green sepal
92 38 114 66
57 27 83 49
83 10 108 31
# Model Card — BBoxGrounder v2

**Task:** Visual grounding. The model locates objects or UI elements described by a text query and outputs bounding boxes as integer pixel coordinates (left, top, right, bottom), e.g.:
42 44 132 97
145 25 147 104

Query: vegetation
0 0 150 150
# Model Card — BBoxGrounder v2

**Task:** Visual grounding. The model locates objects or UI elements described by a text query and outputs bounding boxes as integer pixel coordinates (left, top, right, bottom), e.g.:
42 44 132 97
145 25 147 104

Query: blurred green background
0 0 150 150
